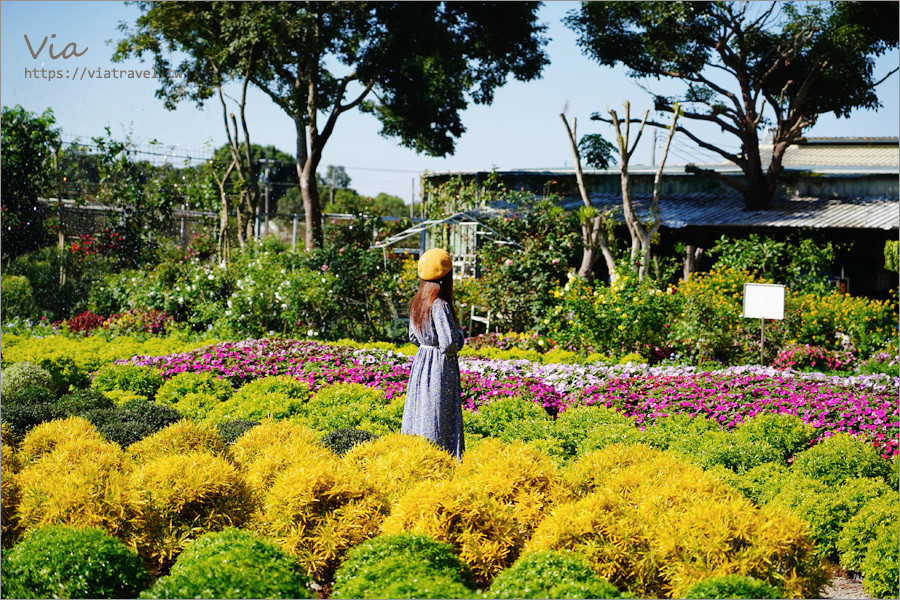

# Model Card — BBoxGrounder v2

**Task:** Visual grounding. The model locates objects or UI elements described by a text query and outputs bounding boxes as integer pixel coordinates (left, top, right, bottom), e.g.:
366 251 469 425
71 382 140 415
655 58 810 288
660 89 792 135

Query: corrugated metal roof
756 144 899 169
558 193 900 230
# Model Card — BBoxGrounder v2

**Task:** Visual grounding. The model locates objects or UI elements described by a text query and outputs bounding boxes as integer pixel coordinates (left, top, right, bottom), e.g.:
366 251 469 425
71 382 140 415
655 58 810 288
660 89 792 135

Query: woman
401 247 466 459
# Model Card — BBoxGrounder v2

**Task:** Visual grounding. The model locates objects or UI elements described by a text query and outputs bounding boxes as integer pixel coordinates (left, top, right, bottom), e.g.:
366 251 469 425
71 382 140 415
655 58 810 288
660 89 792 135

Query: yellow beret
418 248 452 281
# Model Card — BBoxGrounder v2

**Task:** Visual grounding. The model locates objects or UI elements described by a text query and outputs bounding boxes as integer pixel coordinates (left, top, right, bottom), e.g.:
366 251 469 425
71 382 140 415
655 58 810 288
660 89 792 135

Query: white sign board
742 283 785 320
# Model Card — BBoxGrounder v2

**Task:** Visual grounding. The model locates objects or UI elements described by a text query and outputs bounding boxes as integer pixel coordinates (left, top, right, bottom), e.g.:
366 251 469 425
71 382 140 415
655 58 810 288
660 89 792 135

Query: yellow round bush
129 451 256 564
456 439 570 537
127 419 231 464
15 435 138 540
382 477 523 587
19 416 105 465
230 420 334 497
343 433 457 503
1 446 21 547
531 445 828 599
2 421 18 448
255 458 387 582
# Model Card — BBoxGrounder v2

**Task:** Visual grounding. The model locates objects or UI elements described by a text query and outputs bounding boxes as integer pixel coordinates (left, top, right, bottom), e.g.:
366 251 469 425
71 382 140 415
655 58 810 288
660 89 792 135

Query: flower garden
1 329 898 599
2 194 899 599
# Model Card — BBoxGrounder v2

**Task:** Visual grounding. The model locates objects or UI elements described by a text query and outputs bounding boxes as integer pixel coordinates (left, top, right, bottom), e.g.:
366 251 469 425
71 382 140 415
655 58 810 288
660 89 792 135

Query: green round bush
680 574 781 599
85 399 183 448
332 532 475 598
205 375 309 422
56 388 116 415
731 462 791 506
838 491 900 572
142 528 312 599
771 475 890 560
333 556 474 599
321 428 379 455
553 405 638 457
637 412 720 450
155 371 234 407
1 388 113 438
303 383 401 435
465 395 552 439
217 418 262 444
670 429 782 473
1 362 53 396
732 413 816 462
3 385 56 406
487 550 621 599
0 402 65 437
792 433 893 487
1 525 150 599
92 364 164 400
861 525 900 600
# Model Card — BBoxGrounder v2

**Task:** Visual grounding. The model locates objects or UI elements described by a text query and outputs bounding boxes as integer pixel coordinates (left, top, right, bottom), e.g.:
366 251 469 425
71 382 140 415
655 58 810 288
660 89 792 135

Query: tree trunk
561 113 617 282
297 116 323 250
683 245 703 281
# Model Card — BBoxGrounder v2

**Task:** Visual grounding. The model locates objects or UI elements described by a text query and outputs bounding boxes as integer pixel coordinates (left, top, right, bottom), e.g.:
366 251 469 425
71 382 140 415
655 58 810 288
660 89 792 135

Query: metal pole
410 178 415 219
292 213 298 252
760 318 765 365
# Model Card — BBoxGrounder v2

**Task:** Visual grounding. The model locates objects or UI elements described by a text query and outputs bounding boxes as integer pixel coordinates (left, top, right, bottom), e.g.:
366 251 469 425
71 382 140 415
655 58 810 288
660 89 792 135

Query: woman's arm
433 300 464 354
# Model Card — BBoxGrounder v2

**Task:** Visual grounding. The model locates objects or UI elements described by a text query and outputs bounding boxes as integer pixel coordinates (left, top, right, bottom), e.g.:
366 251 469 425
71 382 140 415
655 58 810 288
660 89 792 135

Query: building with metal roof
420 137 899 297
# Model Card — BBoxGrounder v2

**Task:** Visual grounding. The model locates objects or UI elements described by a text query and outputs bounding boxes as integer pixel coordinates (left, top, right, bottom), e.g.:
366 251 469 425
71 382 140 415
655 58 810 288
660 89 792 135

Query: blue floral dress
401 298 466 459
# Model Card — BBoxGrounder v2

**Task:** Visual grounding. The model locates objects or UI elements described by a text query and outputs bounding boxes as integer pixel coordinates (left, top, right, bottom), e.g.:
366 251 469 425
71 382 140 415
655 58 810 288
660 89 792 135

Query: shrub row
4 405 898 598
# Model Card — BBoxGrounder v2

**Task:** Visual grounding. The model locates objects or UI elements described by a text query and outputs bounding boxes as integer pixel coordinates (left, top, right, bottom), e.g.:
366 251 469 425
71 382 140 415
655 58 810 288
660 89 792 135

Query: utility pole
259 151 275 238
410 178 415 219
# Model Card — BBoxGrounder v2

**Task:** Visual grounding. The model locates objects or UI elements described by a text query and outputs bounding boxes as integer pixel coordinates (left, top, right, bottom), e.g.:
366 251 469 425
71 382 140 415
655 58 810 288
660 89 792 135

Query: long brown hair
409 271 456 332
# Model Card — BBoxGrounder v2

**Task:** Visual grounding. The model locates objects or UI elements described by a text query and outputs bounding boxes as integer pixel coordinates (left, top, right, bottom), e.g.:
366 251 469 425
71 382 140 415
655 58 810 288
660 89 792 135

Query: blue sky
2 1 898 201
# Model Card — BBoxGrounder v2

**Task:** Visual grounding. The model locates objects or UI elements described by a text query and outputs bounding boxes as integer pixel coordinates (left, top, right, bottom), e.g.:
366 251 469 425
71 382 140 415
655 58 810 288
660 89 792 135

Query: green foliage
142 528 312 599
85 399 183 448
465 395 552 440
1 105 59 261
155 371 234 415
550 405 639 459
303 383 402 435
91 364 165 400
0 274 41 320
708 233 837 294
1 361 53 395
204 375 309 422
671 428 782 474
837 491 900 572
636 413 720 451
0 525 150 600
791 433 893 487
861 524 900 600
885 240 899 273
332 533 475 599
0 334 214 393
541 271 679 359
216 418 261 444
770 474 890 560
729 462 792 507
733 413 816 462
487 550 622 599
321 428 379 456
681 574 782 599
476 197 580 332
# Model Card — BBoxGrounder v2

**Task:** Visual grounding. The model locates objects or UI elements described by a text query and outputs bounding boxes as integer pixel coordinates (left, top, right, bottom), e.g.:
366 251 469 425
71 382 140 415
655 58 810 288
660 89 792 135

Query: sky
2 1 898 202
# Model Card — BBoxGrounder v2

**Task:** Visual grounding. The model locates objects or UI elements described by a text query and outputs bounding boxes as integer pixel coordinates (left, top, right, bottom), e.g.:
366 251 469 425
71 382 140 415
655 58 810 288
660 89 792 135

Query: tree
116 1 549 249
565 1 899 210
1 105 60 263
562 102 679 282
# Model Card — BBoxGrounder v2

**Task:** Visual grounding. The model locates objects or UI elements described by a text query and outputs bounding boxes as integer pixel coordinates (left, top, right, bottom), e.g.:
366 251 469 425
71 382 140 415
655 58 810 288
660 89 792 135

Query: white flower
225 310 232 316
208 274 214 280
